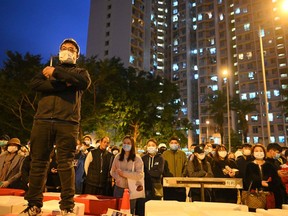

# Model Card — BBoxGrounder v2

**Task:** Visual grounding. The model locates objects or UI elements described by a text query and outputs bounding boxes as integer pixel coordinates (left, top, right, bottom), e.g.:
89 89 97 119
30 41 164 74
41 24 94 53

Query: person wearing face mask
236 143 253 189
204 143 214 165
135 139 165 216
187 145 214 201
110 135 144 215
266 142 283 170
142 139 165 200
162 136 187 202
244 144 285 210
20 38 91 216
211 144 239 203
0 138 25 189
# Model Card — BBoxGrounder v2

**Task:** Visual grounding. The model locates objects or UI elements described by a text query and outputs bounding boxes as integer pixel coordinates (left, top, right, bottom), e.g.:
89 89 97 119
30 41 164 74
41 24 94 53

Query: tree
205 90 227 142
79 57 181 145
0 51 43 140
230 97 257 143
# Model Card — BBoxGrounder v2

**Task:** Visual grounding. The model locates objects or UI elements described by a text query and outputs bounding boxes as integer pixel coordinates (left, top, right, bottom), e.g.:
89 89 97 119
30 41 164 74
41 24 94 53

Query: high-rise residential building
87 0 288 146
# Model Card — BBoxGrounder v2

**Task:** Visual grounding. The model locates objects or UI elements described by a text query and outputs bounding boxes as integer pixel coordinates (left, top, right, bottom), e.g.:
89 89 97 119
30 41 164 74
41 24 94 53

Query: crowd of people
1 133 288 215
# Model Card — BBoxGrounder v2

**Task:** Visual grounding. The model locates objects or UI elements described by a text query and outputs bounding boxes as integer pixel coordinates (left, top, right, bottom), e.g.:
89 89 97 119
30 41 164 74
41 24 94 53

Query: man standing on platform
20 38 91 216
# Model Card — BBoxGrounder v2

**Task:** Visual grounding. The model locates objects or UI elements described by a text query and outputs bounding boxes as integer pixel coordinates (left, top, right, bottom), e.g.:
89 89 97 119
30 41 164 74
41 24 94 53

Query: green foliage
0 52 183 146
0 51 43 141
230 97 257 143
78 57 182 146
205 90 227 141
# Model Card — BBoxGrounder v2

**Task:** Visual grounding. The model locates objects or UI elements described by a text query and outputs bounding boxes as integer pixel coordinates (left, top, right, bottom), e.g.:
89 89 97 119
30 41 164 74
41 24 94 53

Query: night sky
0 0 90 66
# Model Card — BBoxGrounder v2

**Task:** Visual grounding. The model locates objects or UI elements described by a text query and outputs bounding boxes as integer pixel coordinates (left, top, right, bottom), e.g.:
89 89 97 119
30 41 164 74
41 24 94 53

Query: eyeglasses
60 46 77 53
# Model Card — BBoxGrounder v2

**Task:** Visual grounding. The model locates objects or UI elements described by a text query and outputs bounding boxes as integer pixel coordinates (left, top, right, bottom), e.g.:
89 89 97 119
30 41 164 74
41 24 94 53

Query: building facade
87 0 288 146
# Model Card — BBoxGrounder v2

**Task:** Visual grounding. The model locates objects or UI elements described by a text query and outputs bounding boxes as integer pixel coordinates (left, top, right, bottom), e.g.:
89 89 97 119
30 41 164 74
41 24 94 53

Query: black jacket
142 153 165 190
85 148 113 187
245 161 286 208
31 64 91 124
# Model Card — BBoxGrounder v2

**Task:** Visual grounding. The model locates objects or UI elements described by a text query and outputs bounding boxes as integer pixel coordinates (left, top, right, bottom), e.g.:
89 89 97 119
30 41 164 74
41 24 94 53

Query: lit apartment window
173 9 178 14
198 14 203 21
219 14 224 21
173 63 179 71
249 92 256 99
274 90 280 96
279 136 285 143
246 52 252 60
238 53 244 60
244 23 250 31
172 15 178 22
241 93 247 100
248 71 255 80
252 137 259 144
268 113 273 122
235 8 240 14
173 1 178 6
251 115 258 122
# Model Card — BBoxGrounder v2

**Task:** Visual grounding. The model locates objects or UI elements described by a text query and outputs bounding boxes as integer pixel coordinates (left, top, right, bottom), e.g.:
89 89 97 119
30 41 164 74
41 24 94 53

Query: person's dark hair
214 144 229 162
285 149 288 157
146 138 158 146
169 136 180 143
251 144 267 158
192 153 209 172
119 135 136 162
267 142 282 152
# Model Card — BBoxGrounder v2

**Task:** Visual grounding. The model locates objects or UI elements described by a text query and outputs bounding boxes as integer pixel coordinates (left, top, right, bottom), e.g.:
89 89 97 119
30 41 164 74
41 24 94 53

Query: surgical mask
0 140 8 146
7 146 18 153
170 144 178 151
218 151 227 158
147 146 157 155
254 152 265 160
273 153 281 160
122 144 132 152
243 149 251 156
59 50 77 64
197 153 205 160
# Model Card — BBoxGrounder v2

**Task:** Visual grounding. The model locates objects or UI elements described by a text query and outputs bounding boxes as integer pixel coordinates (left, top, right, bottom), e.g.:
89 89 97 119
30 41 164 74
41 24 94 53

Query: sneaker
61 209 76 216
19 205 42 216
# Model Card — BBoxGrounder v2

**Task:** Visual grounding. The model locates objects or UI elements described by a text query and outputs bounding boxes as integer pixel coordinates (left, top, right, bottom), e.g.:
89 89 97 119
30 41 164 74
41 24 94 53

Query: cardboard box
0 188 25 196
0 196 26 214
74 194 117 216
42 200 85 216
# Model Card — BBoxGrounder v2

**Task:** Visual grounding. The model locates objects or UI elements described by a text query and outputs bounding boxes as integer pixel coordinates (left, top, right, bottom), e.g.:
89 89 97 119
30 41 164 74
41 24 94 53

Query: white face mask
254 151 265 160
7 145 18 153
147 146 157 155
59 50 77 64
243 149 251 156
197 153 205 160
218 151 227 158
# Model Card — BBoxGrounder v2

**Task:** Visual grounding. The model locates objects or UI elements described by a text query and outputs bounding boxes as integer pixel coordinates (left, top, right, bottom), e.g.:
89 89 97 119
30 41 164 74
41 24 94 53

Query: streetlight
206 120 210 142
258 25 271 145
223 70 231 152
